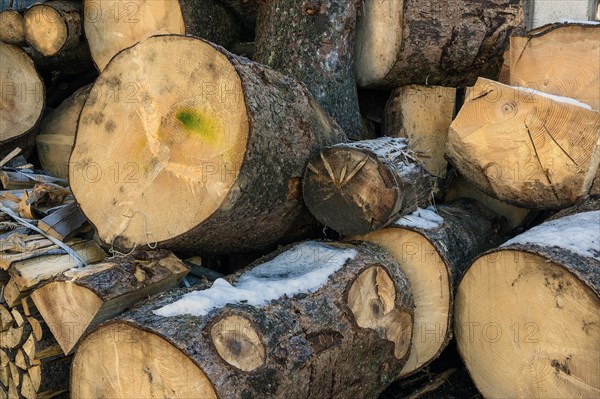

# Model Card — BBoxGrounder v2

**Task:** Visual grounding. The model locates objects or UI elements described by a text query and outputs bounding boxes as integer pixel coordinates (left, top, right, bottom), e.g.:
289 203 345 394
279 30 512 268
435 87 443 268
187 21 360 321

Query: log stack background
1 0 599 398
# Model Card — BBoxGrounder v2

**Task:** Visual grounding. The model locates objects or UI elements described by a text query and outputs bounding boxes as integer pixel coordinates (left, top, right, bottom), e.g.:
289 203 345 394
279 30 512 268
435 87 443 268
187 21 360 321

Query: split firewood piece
445 174 530 229
384 85 456 178
0 43 44 160
26 355 71 398
455 210 600 398
255 0 364 138
354 0 524 88
303 137 433 235
0 233 84 271
8 376 18 398
446 77 600 209
83 0 241 71
15 350 27 370
36 84 92 179
31 250 188 354
71 35 345 255
2 279 24 308
8 240 107 292
0 9 24 44
0 171 67 190
0 323 30 349
22 330 62 365
21 297 37 317
352 199 506 377
23 1 82 57
500 23 600 110
37 203 88 241
9 361 20 387
0 305 13 332
9 308 25 327
72 241 414 398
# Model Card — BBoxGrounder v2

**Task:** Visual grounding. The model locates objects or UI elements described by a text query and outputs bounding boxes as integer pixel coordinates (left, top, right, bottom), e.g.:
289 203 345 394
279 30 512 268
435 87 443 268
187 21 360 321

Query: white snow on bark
394 206 444 230
153 241 357 317
503 211 600 259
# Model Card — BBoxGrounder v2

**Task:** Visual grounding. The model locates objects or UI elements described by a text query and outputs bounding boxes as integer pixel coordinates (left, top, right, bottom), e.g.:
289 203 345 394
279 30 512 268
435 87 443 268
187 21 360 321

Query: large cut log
70 35 346 255
384 85 456 177
455 210 600 398
0 9 24 44
83 0 241 71
36 84 92 179
31 250 188 354
0 43 45 159
255 0 364 138
446 77 600 209
23 1 82 57
352 200 505 377
303 137 433 235
500 22 600 110
354 0 524 88
71 241 414 398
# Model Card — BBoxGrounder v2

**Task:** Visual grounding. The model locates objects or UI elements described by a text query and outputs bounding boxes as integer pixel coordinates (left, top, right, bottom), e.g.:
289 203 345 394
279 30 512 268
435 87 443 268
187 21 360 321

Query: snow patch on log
154 242 357 317
394 207 444 230
517 86 594 109
503 211 600 259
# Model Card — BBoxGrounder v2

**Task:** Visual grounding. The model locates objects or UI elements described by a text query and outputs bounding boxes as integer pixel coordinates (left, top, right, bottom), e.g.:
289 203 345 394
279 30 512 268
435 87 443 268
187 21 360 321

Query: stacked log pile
1 0 599 398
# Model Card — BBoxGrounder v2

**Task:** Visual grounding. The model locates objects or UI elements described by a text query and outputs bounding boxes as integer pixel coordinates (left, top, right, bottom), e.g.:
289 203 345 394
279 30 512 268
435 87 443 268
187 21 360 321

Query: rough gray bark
72 242 415 399
218 0 257 29
303 137 433 235
356 0 524 88
180 0 241 49
255 0 364 139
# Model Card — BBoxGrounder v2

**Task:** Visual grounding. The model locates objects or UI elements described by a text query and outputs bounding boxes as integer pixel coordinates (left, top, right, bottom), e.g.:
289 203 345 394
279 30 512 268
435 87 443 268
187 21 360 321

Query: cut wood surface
71 35 345 255
72 241 414 399
303 137 433 235
0 43 45 159
31 250 188 354
500 23 600 110
455 210 600 398
384 85 456 177
83 0 241 71
0 9 24 44
36 84 92 179
446 77 600 209
352 199 505 377
23 1 83 57
445 174 530 229
354 0 524 88
255 0 364 138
